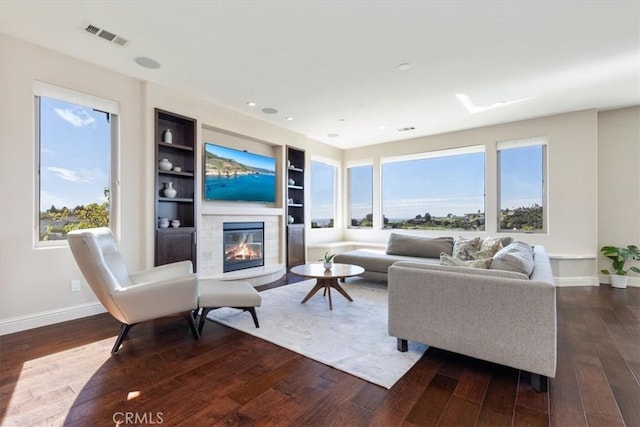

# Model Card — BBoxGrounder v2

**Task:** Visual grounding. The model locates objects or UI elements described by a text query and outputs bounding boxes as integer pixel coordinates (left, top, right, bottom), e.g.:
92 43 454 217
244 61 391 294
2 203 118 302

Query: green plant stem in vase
322 251 337 270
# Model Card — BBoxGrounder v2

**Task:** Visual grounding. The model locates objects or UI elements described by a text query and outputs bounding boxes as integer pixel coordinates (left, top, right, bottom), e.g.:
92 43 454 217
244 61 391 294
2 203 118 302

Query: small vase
288 178 295 186
323 262 333 270
162 129 173 144
163 182 177 198
287 215 294 224
158 158 172 171
158 217 169 228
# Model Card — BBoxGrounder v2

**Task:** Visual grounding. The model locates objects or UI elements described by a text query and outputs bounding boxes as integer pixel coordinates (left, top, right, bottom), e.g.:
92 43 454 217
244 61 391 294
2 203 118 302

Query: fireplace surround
223 222 264 272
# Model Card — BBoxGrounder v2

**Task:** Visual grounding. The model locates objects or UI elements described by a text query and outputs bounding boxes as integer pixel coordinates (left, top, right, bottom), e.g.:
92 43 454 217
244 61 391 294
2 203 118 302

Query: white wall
0 35 145 333
344 110 598 251
343 110 600 284
598 107 640 286
0 36 342 334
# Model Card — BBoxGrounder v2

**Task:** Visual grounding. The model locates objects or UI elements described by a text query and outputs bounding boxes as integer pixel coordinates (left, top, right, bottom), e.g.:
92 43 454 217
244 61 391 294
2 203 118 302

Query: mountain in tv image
204 144 276 203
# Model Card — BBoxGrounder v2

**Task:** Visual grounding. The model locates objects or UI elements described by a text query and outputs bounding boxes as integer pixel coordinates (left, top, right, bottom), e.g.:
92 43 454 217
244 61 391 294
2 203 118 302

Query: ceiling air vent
85 24 100 35
397 126 415 132
84 24 130 47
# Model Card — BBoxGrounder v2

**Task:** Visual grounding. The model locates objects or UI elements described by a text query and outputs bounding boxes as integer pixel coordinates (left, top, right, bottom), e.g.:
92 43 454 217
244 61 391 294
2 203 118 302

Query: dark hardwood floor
1 279 638 426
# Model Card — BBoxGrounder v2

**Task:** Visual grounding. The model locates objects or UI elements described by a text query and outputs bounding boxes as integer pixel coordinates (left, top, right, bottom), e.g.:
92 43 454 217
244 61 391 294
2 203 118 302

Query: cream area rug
206 278 428 389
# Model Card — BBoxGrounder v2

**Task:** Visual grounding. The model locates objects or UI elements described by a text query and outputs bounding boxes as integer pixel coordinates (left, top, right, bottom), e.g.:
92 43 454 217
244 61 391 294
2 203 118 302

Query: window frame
33 81 120 247
310 156 339 229
496 137 548 234
347 160 374 229
380 145 486 231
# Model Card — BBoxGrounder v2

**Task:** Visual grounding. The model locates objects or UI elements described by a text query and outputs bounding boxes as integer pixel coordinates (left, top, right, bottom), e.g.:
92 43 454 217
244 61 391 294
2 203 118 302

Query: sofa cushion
335 249 440 273
440 253 492 269
490 241 535 276
452 236 481 261
386 234 454 258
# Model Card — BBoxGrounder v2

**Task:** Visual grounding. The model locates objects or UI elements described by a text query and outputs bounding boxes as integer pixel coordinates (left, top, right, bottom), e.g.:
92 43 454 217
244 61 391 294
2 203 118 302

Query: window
348 164 373 228
382 147 485 230
310 159 337 228
497 138 547 232
35 82 119 243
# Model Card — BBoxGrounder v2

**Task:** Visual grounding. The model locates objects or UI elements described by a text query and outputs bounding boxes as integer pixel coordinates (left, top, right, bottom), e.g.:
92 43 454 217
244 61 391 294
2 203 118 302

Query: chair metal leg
186 311 200 340
397 338 408 352
112 323 134 354
198 308 213 334
245 307 260 328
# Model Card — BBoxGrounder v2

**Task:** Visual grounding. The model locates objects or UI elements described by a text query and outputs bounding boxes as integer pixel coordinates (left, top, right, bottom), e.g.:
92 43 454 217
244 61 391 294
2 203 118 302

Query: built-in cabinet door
287 224 305 268
156 228 196 270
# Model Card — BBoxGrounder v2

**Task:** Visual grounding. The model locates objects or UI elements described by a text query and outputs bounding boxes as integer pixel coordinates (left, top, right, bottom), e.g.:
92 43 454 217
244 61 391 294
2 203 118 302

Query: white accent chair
68 228 200 354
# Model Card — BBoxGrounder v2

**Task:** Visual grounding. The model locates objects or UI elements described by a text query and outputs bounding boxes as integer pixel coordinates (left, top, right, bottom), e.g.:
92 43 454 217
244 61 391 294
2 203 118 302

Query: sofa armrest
388 263 556 377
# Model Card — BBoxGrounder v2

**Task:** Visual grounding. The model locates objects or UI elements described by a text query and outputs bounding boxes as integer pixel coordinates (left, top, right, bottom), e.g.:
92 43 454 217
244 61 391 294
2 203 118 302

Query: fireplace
223 222 264 272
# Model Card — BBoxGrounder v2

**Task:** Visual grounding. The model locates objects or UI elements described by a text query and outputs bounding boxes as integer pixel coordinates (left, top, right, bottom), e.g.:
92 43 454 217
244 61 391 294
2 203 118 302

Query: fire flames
225 242 262 261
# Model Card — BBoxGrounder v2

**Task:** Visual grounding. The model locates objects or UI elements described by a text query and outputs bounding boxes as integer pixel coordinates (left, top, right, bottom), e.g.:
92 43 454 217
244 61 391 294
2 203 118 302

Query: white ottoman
198 279 262 333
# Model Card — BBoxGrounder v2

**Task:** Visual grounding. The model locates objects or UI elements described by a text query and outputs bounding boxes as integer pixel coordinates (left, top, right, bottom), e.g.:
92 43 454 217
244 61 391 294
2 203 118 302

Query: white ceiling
1 1 639 149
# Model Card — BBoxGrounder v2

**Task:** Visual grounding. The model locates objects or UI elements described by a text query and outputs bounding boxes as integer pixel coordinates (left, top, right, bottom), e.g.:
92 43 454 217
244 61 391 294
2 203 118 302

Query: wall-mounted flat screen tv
204 143 276 203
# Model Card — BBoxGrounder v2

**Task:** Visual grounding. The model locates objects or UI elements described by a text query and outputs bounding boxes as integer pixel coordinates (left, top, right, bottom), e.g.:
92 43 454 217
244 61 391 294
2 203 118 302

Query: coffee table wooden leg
331 280 354 302
301 282 326 304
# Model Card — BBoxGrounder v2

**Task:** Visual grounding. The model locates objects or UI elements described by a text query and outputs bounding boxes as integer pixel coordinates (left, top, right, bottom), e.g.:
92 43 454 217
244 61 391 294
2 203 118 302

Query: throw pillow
500 236 514 247
490 241 535 276
476 237 504 259
440 252 492 269
452 236 481 261
386 234 454 257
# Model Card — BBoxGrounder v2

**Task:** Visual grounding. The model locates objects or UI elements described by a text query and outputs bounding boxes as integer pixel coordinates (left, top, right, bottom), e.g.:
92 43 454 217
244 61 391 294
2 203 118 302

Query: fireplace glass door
223 222 264 272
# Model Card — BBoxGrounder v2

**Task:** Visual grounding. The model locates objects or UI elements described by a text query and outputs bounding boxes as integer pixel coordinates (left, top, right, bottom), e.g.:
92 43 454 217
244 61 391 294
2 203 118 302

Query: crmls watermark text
113 412 164 425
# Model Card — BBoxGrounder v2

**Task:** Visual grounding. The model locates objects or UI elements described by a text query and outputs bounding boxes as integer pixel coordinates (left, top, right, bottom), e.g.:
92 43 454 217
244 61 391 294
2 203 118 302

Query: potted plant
600 245 640 288
322 251 337 270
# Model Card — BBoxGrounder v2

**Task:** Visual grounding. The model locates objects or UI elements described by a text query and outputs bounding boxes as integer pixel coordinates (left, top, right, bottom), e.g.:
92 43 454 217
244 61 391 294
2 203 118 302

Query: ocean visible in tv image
204 143 276 203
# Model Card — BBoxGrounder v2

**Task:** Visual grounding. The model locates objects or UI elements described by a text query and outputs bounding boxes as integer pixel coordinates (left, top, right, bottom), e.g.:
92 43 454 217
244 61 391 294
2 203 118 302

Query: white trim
548 254 597 259
0 302 107 336
496 136 548 150
33 80 120 114
346 158 374 168
554 276 599 287
599 274 640 287
381 144 484 164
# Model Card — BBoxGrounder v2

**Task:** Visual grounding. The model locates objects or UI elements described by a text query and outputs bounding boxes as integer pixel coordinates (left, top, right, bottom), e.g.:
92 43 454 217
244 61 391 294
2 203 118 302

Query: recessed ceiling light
397 62 412 71
378 125 387 130
327 133 339 138
135 57 161 69
286 117 293 121
246 101 256 107
262 107 278 114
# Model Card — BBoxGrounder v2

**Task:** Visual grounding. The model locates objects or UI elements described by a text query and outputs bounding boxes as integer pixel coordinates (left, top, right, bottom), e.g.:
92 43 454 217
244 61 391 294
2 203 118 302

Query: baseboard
554 276 600 287
598 275 640 287
0 302 106 336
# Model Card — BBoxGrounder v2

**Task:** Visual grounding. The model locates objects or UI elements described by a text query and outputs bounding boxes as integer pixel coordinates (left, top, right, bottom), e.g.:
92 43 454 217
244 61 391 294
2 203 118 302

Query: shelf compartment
158 170 195 177
158 197 194 203
158 141 193 151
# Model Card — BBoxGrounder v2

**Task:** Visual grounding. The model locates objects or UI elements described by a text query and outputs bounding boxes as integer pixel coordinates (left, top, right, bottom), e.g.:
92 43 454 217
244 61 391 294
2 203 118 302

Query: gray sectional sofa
335 233 557 392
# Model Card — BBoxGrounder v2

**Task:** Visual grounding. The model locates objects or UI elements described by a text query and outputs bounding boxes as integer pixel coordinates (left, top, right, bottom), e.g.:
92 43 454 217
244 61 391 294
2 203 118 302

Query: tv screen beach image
204 143 276 203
